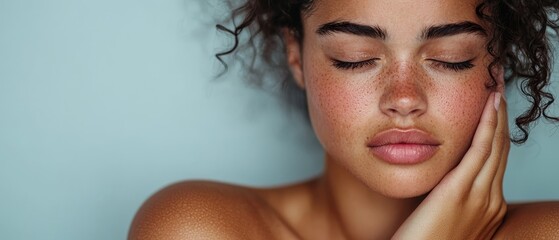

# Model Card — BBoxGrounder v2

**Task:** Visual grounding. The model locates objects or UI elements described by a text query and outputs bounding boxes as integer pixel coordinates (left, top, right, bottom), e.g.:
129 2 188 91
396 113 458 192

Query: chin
369 171 444 199
380 185 433 199
366 151 463 199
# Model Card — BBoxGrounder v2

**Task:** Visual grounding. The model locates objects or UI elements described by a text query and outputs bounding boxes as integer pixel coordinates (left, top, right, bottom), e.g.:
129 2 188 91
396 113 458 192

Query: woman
129 0 559 239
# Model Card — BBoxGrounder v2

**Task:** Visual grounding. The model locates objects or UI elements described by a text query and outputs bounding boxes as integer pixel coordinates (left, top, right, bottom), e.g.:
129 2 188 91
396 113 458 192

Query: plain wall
1 1 558 239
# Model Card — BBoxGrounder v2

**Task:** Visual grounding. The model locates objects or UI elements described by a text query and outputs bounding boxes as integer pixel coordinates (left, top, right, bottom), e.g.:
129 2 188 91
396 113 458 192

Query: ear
283 28 305 89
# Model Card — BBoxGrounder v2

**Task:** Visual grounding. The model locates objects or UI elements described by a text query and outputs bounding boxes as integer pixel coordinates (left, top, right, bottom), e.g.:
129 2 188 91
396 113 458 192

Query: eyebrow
316 21 387 40
421 21 487 39
315 20 486 40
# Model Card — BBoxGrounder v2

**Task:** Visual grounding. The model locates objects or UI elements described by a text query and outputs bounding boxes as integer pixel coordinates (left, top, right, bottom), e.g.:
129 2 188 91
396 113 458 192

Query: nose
379 64 428 118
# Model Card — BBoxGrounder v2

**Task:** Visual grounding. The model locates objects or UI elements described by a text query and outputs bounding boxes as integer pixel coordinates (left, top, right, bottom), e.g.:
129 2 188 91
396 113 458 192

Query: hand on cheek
393 91 510 240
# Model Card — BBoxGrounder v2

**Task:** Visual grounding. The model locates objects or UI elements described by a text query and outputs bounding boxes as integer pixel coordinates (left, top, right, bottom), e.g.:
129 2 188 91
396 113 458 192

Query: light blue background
1 1 558 240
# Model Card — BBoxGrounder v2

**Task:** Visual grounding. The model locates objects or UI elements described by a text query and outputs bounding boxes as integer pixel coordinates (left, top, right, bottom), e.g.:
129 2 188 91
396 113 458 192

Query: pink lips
368 129 441 165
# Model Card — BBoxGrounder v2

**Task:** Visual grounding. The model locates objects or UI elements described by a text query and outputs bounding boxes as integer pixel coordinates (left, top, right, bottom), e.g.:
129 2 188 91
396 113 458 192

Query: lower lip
369 144 439 165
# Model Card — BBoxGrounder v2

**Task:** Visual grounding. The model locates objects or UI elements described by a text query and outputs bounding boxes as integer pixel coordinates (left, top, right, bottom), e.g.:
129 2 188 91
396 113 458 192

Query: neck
316 155 424 239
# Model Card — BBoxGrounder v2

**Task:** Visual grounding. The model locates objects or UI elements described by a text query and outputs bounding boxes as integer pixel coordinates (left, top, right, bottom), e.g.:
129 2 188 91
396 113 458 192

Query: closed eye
430 59 475 71
331 58 379 70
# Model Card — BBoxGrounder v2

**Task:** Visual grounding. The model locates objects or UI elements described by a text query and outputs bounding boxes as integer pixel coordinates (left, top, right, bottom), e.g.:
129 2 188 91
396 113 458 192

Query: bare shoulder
494 201 559 239
128 181 297 240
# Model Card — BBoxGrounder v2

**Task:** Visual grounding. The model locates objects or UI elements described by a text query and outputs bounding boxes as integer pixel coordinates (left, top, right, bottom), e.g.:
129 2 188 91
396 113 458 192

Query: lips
367 129 441 165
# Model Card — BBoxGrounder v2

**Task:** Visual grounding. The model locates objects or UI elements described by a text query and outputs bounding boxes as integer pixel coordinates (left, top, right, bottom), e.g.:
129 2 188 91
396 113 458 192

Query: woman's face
287 0 501 198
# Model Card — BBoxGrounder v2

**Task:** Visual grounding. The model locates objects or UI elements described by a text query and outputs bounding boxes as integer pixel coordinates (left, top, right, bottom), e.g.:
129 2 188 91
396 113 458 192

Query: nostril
389 107 419 116
409 108 421 115
381 97 427 117
379 81 428 118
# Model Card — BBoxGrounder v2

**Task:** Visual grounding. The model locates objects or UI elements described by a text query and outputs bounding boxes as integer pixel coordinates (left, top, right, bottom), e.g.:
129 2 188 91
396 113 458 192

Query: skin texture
129 0 559 239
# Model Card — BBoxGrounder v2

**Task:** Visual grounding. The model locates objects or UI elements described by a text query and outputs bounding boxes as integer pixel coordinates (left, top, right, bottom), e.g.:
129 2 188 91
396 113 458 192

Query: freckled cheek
439 81 490 146
313 88 359 115
304 73 372 149
302 51 373 128
306 77 369 127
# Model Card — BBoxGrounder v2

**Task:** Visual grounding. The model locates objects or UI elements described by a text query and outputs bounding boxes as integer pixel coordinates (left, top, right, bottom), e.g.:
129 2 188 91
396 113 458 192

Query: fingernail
494 92 501 111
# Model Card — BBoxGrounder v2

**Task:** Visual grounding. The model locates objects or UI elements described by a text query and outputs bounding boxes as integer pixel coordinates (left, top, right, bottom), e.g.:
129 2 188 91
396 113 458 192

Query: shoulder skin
494 202 559 239
129 181 559 239
128 181 298 240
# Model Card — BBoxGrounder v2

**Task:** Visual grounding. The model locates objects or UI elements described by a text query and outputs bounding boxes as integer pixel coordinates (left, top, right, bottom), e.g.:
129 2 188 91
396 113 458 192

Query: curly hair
216 0 559 144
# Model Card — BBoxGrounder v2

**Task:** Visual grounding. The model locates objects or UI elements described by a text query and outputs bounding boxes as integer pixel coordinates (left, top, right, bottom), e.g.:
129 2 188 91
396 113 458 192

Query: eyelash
431 59 475 71
331 59 476 71
332 59 379 70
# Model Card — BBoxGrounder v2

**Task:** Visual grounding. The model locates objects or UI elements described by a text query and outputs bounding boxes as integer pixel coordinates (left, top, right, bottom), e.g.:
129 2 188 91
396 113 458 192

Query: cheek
308 80 369 123
435 75 490 152
304 68 373 149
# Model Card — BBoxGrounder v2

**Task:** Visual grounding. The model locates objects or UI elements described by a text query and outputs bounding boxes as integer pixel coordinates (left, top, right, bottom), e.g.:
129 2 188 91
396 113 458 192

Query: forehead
305 0 483 30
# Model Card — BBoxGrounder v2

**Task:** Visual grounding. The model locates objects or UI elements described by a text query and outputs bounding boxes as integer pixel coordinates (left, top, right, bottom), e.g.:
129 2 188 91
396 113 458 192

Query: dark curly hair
216 0 559 144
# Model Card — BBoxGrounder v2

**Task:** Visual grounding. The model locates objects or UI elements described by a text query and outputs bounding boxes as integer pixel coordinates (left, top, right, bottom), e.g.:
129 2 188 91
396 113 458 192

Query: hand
392 92 510 240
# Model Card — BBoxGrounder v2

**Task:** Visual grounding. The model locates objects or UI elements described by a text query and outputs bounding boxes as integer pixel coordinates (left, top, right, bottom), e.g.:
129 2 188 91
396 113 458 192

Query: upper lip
367 129 441 147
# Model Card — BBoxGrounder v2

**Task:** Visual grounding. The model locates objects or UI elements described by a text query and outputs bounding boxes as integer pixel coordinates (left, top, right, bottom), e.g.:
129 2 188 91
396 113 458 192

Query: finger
491 98 510 193
492 138 509 192
450 92 499 189
486 67 509 194
475 94 508 192
485 99 508 239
